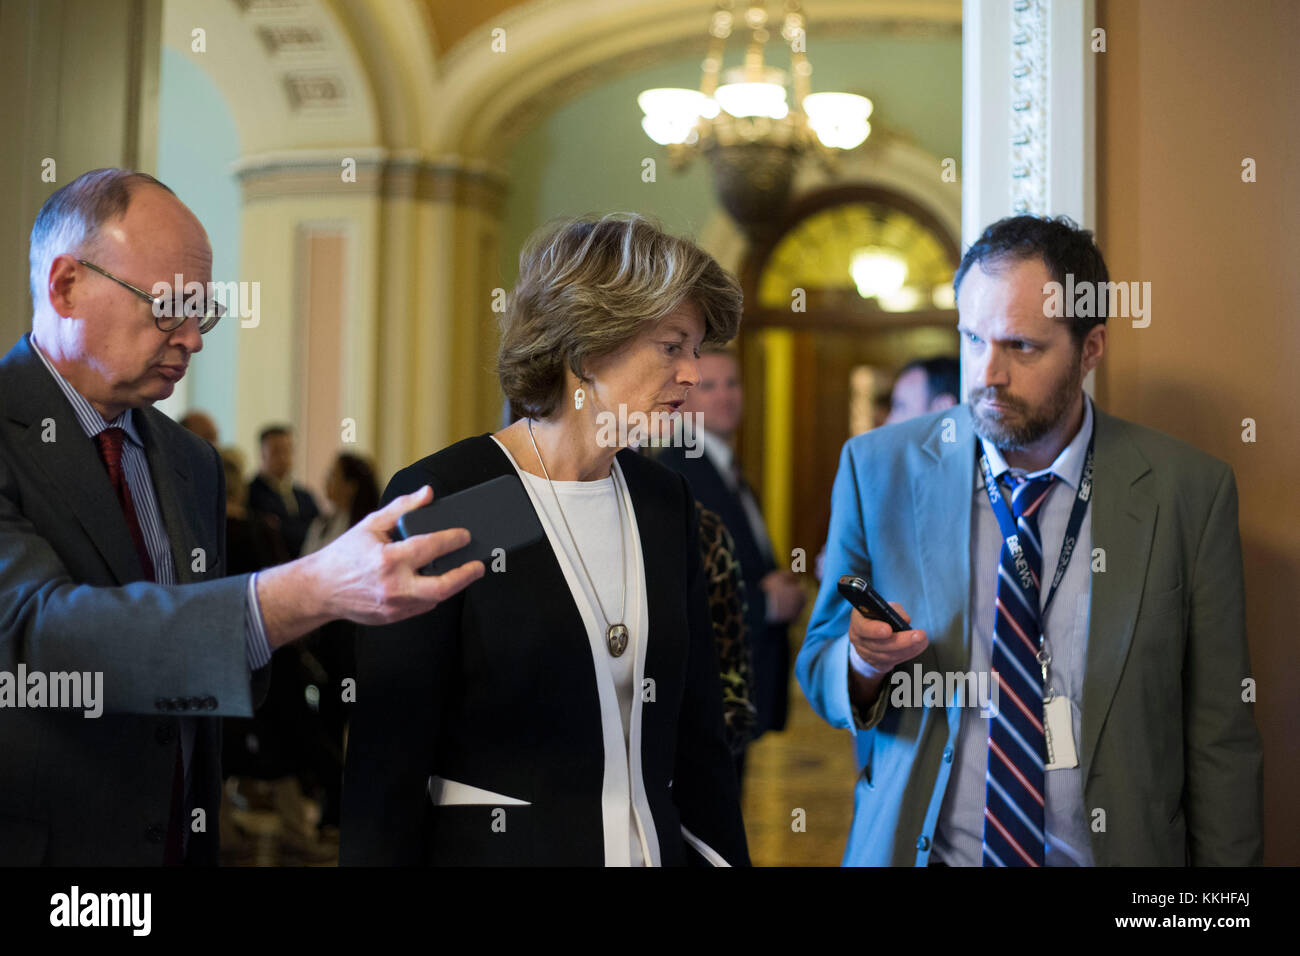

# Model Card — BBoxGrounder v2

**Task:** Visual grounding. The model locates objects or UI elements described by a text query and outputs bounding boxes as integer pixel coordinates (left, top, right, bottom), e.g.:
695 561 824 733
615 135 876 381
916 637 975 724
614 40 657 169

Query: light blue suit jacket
797 401 1263 866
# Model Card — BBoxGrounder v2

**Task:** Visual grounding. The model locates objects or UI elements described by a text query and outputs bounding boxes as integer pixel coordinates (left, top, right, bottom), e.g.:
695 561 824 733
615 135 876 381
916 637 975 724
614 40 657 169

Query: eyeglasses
76 259 225 334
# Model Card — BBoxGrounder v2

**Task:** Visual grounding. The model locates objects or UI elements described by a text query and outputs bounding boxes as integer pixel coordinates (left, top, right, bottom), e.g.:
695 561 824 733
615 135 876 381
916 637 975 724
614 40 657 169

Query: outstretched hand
259 485 487 648
318 485 487 625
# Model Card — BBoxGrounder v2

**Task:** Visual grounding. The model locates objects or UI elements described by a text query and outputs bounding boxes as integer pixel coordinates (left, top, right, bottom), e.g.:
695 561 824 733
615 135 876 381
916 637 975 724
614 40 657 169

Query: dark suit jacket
340 435 749 866
656 444 789 735
248 474 319 558
0 334 266 866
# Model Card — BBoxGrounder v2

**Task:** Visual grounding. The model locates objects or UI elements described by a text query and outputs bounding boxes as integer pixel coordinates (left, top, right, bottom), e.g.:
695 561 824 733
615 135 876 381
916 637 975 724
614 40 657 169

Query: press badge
1043 696 1079 770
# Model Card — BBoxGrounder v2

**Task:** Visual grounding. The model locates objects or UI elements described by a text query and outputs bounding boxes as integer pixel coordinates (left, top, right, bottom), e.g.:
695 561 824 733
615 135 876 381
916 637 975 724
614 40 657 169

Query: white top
490 435 655 867
517 470 638 743
300 510 350 557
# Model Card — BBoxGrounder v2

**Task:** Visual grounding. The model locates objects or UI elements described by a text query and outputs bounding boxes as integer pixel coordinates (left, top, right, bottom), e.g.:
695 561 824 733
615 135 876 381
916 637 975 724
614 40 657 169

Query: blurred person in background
694 502 759 759
180 409 218 445
299 452 381 836
230 451 381 858
816 356 961 584
656 345 805 787
884 356 960 426
221 446 289 575
302 452 380 555
249 424 320 559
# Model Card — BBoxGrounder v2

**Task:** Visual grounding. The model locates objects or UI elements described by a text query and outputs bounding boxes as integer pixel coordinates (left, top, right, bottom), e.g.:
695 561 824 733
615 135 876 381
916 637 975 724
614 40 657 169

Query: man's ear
1082 324 1107 374
46 254 80 317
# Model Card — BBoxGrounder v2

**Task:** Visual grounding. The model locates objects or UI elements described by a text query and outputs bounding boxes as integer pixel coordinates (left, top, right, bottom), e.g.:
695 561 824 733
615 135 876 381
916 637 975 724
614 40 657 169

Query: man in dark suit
657 346 806 780
248 424 320 558
0 168 484 865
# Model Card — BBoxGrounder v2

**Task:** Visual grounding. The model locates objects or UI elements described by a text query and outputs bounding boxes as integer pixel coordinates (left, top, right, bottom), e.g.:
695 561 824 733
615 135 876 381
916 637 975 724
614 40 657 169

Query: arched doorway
734 184 961 566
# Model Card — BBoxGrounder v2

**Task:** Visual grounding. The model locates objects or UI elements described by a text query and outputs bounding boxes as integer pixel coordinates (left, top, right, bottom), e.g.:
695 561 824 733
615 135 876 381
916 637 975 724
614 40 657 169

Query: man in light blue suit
797 215 1262 866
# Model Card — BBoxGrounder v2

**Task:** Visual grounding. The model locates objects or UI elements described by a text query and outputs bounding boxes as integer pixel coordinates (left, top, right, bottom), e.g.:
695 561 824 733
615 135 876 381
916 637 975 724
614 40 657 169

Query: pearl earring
574 387 585 410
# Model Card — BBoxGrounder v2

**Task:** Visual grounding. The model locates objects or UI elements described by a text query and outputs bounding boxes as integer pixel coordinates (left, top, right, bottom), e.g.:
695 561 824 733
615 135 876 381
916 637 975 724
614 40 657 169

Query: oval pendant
607 623 629 657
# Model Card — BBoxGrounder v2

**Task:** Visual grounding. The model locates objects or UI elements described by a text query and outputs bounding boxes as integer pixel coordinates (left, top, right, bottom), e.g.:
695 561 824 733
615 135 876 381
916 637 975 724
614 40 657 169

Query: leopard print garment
697 502 758 756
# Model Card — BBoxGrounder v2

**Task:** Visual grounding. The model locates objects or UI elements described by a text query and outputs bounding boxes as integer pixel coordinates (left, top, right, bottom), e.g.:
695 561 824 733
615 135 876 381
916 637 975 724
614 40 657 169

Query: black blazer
656 445 789 735
0 334 268 866
340 435 749 866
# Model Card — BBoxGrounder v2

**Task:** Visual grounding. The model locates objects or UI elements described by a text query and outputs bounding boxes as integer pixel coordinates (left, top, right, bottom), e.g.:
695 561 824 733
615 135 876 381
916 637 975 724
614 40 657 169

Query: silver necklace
526 419 630 657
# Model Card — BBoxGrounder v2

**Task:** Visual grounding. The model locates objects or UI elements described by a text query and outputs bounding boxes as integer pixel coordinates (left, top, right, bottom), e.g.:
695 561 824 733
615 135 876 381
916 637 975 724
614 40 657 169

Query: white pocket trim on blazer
681 825 730 867
427 775 531 806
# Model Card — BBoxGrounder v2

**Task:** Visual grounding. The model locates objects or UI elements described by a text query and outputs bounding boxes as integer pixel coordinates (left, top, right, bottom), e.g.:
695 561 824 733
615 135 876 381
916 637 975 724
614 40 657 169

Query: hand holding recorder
838 575 929 706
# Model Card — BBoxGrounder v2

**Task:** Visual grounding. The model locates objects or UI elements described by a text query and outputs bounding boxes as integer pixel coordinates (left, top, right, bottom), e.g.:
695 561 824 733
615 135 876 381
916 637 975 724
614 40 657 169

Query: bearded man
797 215 1262 867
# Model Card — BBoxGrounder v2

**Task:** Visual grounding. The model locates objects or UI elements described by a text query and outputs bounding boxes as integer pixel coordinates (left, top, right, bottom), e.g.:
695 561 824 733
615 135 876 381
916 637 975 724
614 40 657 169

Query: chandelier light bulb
715 81 789 119
637 88 718 144
634 6 880 239
803 92 874 149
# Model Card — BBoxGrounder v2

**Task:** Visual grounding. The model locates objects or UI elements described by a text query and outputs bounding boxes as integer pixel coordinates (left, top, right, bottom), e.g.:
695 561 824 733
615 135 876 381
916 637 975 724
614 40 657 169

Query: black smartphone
395 474 545 576
837 575 910 632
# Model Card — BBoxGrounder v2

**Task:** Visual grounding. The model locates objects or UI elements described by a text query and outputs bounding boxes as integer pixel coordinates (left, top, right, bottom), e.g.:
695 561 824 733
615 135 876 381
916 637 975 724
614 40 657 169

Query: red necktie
93 428 155 581
93 427 185 865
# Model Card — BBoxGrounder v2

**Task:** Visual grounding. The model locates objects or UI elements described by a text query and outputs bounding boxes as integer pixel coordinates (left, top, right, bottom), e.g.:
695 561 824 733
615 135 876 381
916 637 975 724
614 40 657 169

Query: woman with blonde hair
342 213 749 866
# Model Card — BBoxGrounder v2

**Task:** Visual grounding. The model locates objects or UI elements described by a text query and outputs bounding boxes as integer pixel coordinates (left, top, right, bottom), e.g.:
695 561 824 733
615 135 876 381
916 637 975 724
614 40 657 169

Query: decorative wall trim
221 0 357 119
962 0 1095 242
1008 0 1049 214
255 23 325 54
962 0 1097 396
282 71 347 110
232 152 509 212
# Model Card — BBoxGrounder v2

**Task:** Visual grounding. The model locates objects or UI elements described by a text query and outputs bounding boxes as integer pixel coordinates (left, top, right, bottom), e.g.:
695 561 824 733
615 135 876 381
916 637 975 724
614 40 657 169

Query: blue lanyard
977 427 1094 620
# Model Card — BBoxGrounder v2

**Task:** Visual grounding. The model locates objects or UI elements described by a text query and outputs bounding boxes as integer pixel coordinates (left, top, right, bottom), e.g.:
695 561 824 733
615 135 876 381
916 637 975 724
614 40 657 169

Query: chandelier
638 1 873 241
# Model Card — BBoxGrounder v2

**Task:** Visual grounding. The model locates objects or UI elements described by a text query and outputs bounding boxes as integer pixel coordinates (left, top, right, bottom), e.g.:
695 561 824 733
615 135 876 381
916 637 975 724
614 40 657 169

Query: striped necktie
982 471 1057 867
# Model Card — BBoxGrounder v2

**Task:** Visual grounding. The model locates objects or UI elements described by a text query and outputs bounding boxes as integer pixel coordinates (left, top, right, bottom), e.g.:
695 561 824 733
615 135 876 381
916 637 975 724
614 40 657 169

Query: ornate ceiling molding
426 0 959 160
161 0 380 152
487 18 958 159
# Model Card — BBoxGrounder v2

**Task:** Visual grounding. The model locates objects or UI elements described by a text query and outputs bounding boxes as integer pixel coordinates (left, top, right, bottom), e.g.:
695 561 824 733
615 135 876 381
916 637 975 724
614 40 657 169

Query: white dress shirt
696 428 774 565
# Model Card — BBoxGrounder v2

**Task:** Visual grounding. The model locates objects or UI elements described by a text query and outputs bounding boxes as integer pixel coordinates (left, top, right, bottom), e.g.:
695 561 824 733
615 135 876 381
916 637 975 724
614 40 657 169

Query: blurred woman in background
298 452 379 836
302 453 379 556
